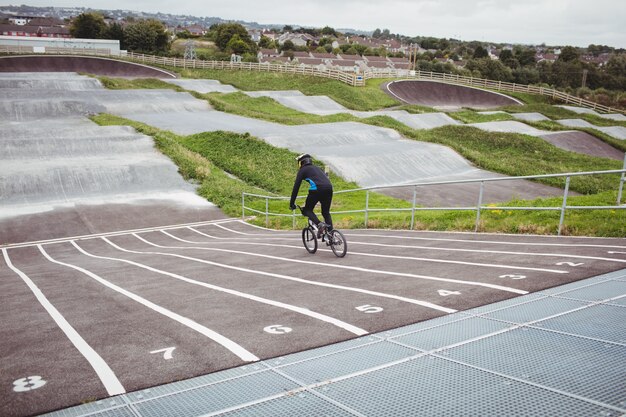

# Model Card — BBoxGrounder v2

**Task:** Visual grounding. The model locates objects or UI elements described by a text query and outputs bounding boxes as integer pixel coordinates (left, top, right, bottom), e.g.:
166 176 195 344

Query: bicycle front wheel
302 227 317 254
329 229 347 258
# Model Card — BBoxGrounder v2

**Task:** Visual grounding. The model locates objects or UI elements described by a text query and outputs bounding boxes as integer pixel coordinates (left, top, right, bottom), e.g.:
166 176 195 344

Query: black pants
302 188 333 228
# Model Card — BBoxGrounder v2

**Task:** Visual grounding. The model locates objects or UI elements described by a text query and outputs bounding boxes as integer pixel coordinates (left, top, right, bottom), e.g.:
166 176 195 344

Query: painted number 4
356 305 383 314
438 290 461 297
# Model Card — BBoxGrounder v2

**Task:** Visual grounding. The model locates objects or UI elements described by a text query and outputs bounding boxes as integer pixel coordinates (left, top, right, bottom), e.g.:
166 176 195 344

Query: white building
0 35 122 55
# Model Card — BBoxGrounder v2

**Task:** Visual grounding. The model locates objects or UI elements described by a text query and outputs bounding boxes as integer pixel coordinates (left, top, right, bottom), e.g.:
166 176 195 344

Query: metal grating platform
43 269 626 417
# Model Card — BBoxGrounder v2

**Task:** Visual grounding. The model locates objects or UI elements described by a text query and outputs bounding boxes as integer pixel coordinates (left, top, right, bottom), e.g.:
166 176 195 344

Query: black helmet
296 153 312 168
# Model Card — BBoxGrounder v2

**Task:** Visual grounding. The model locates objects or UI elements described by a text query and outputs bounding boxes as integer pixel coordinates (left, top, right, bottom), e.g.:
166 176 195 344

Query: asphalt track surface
2 62 625 416
2 218 625 416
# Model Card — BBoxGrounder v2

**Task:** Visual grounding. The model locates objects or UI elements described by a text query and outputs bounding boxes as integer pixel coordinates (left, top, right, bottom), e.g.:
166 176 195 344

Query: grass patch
448 110 514 124
90 77 625 236
204 92 356 125
171 69 399 111
97 76 183 91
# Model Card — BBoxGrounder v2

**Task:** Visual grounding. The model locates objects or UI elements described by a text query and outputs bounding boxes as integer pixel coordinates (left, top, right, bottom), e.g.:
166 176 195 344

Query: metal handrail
242 165 626 236
2 47 625 114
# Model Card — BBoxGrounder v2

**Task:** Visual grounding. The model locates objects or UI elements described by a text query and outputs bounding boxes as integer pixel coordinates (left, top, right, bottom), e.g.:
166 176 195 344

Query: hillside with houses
1 5 624 108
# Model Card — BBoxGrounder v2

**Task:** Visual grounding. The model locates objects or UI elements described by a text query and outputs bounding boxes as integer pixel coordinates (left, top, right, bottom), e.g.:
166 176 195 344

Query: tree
516 48 536 67
214 23 253 51
282 25 293 32
124 19 170 54
226 34 250 54
472 45 489 59
258 35 273 49
372 28 381 38
280 40 295 51
106 22 125 49
70 12 107 39
559 46 580 62
321 26 336 36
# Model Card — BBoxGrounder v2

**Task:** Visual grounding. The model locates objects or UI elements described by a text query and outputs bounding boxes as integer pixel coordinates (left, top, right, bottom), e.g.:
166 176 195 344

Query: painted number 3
13 376 46 392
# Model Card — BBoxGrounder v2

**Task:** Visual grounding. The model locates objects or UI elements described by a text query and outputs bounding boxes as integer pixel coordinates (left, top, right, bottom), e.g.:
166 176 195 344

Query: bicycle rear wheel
302 227 317 253
329 229 347 257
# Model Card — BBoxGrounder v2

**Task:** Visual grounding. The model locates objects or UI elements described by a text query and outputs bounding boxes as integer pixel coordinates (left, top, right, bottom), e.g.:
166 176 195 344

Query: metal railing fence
1 46 624 114
242 165 626 236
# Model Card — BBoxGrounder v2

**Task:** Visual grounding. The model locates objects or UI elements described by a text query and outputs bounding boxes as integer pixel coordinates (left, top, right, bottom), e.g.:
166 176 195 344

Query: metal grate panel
541 280 626 300
483 296 589 324
275 340 418 385
531 304 626 345
42 404 136 417
122 363 270 402
213 391 356 417
460 293 546 315
380 312 468 338
132 370 299 417
445 327 626 408
391 316 511 351
261 335 380 367
606 296 626 307
313 355 617 417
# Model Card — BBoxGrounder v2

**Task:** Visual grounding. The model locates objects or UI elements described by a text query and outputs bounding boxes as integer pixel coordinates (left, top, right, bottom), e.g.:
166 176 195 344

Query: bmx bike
297 206 347 258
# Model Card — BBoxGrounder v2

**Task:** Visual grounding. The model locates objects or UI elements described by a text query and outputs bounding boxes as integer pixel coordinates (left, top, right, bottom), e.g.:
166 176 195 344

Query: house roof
291 51 311 57
310 52 336 59
295 58 326 65
260 48 280 56
28 17 65 27
388 57 409 63
364 55 388 62
339 54 362 60
260 56 291 63
366 61 391 68
0 24 70 35
331 59 357 67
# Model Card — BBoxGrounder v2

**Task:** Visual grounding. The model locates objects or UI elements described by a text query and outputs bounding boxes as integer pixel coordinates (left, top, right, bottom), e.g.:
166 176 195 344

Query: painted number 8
13 376 46 392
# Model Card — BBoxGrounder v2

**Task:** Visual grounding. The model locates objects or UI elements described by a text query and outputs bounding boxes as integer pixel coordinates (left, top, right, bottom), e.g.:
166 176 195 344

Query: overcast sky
18 0 626 48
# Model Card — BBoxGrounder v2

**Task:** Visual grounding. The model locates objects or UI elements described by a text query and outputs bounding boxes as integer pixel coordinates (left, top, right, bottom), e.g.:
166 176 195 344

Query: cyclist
289 153 333 237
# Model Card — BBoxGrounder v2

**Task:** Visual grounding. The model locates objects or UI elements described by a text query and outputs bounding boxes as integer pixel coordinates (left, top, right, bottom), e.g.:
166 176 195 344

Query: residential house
277 32 315 47
310 52 336 59
185 24 206 36
0 23 70 38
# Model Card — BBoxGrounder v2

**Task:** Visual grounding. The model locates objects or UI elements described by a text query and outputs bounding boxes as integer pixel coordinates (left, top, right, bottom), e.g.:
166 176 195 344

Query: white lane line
187 227 292 241
608 251 626 254
346 240 626 264
213 223 250 235
74 240 367 337
167 230 528 294
0 218 243 250
144 231 526 296
2 248 126 396
108 234 459 313
183 228 567 274
345 232 626 250
48 242 259 362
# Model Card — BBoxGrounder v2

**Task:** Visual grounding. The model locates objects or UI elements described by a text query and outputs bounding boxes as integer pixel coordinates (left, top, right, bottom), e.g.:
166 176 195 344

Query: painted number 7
150 347 176 360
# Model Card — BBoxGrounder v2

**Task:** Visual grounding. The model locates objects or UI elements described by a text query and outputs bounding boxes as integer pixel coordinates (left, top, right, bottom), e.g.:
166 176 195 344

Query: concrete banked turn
0 73 222 244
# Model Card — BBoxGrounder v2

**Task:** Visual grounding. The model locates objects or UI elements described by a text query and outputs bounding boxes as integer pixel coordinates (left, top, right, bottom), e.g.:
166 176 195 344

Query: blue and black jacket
289 164 333 206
